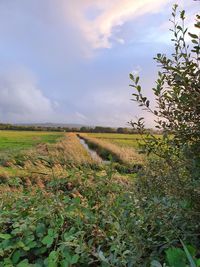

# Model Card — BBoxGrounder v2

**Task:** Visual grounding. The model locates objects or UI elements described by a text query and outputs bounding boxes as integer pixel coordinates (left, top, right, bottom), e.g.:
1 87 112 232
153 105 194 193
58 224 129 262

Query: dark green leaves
180 10 185 20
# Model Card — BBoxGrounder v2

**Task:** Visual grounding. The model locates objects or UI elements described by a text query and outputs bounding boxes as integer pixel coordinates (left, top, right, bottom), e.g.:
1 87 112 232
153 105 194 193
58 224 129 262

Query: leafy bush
129 4 200 265
0 167 143 266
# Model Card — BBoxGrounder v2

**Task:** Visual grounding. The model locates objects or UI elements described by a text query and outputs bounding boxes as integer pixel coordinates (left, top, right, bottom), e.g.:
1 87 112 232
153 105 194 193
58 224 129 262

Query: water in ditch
78 137 109 164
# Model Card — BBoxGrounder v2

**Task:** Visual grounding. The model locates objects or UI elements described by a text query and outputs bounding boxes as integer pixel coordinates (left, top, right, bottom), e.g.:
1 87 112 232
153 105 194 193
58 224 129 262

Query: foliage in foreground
130 4 200 266
1 163 200 267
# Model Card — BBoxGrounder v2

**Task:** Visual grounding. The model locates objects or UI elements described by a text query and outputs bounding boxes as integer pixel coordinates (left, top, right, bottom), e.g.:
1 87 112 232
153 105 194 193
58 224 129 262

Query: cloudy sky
0 0 199 127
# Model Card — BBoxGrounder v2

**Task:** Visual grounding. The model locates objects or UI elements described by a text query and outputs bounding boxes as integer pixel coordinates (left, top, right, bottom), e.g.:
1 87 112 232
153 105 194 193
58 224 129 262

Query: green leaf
36 223 46 237
12 250 21 264
61 260 70 267
196 259 200 267
192 40 198 44
42 235 54 247
137 85 141 93
166 247 187 267
71 254 79 264
187 245 196 257
188 33 199 39
48 229 54 236
17 259 29 267
180 10 185 19
48 251 58 267
0 233 11 240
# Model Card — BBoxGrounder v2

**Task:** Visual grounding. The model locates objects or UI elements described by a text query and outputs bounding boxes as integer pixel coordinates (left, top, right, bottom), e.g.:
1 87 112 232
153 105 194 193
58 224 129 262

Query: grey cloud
0 68 56 123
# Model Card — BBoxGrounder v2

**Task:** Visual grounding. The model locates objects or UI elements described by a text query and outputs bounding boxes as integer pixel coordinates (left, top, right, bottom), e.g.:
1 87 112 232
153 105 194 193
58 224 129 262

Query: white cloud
0 67 57 123
64 0 173 49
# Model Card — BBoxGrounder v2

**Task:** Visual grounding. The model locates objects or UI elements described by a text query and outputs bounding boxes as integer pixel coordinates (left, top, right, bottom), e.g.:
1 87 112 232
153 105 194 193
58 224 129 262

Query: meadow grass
88 133 141 148
87 133 161 149
0 130 64 152
88 133 142 139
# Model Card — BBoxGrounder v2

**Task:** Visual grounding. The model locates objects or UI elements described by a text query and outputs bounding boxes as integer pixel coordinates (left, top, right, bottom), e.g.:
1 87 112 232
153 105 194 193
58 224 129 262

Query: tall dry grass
23 133 99 176
54 133 95 164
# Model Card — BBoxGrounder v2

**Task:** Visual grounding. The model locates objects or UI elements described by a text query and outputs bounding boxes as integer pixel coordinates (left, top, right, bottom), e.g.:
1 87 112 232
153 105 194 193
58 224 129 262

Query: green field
0 131 63 154
87 133 161 149
87 133 142 148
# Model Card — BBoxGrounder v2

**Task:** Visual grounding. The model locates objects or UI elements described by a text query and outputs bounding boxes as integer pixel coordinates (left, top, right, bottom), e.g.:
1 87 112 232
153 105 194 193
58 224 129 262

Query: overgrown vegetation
130 5 200 266
0 132 142 266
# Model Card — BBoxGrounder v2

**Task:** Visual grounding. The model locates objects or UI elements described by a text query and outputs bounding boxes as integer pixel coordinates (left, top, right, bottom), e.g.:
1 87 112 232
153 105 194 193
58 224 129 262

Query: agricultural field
0 131 64 155
87 133 161 149
87 133 141 148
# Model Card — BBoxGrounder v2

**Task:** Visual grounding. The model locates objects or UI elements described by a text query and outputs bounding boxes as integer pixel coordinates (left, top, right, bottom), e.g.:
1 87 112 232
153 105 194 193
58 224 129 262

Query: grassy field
0 131 64 155
87 133 163 153
87 133 142 151
87 133 148 148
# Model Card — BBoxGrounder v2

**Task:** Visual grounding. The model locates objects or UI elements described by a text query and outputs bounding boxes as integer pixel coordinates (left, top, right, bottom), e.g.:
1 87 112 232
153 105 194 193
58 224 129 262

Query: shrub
129 4 200 264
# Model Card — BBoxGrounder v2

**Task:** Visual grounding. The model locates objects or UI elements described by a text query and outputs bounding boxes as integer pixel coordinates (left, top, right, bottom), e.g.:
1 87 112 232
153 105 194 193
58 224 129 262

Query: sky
0 0 199 127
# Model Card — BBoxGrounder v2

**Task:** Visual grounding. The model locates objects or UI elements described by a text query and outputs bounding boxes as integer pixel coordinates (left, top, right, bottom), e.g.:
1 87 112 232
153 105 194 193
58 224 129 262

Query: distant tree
117 127 124 134
93 126 115 133
80 126 91 133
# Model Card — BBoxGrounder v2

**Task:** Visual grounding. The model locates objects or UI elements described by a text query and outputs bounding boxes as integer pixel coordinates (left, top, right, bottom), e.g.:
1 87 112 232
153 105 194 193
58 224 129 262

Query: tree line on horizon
0 123 161 134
